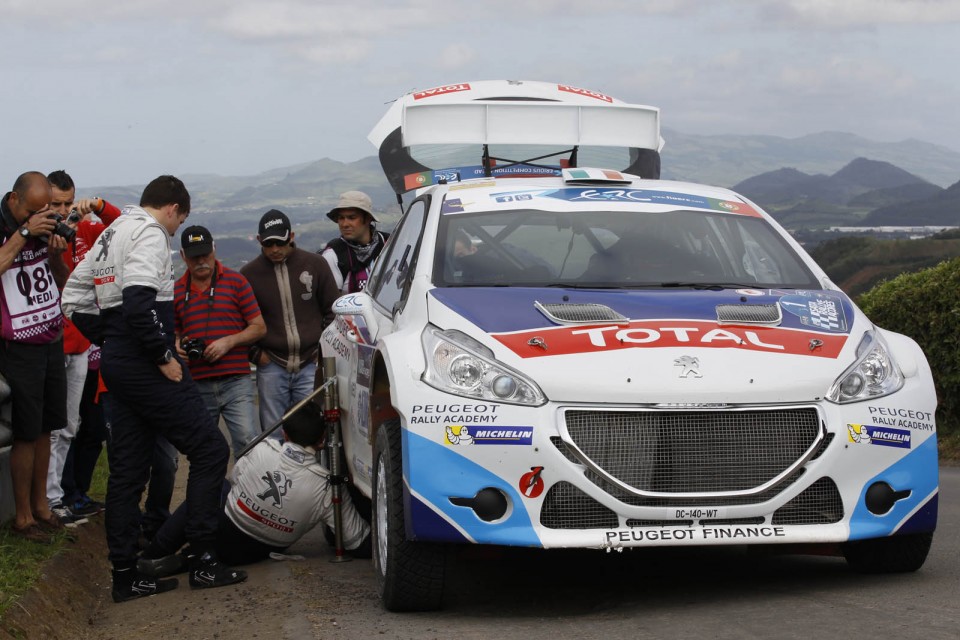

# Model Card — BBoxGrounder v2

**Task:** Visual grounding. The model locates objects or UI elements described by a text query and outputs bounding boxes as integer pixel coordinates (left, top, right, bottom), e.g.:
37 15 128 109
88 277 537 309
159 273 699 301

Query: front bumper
398 387 939 549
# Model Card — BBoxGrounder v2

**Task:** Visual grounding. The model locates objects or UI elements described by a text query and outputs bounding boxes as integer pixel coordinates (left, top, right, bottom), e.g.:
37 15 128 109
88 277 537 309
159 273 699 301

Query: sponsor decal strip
604 525 788 545
847 424 912 449
493 320 847 359
236 499 294 533
413 83 471 100
444 425 533 445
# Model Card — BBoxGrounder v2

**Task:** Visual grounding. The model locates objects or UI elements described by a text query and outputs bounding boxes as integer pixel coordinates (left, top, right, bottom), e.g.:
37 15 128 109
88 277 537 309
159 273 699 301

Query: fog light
865 481 912 515
449 488 509 522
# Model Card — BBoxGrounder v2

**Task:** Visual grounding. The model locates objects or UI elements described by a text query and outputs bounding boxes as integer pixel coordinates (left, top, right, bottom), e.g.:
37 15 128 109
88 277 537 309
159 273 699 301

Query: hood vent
716 303 782 326
535 301 630 325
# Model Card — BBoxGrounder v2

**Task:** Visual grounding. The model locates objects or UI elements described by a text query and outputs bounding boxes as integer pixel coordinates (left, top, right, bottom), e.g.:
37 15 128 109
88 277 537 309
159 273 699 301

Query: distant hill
662 130 960 188
862 179 960 226
732 158 933 208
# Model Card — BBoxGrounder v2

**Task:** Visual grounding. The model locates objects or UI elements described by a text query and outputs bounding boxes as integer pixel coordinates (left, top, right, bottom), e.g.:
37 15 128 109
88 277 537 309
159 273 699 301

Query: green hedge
857 257 960 438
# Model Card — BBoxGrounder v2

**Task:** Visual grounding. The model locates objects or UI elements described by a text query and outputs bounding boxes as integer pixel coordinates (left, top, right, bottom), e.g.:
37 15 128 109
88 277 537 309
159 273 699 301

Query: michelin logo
445 425 533 446
847 424 912 449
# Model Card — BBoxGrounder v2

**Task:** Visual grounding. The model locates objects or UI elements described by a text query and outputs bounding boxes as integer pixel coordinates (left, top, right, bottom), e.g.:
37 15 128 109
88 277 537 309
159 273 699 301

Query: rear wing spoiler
369 89 664 195
394 102 661 149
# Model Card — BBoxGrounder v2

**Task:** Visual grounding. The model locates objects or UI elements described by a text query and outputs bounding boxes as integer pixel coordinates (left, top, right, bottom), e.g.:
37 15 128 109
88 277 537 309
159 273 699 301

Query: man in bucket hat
320 191 390 294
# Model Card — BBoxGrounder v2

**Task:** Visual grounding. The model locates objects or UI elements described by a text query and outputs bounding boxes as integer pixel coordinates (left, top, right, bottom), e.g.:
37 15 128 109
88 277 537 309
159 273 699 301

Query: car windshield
433 207 819 289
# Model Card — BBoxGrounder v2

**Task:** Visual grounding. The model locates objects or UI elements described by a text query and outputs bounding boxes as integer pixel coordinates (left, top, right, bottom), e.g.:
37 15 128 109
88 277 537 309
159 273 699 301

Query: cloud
435 44 476 70
756 0 960 28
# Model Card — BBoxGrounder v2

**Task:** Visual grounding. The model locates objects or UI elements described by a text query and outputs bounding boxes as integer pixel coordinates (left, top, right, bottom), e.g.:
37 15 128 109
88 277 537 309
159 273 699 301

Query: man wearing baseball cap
175 225 265 459
320 191 390 294
241 210 338 433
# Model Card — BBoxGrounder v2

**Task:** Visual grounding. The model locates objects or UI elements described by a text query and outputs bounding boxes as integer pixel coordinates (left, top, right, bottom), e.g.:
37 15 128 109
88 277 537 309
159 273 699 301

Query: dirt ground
1 513 376 640
1 442 380 640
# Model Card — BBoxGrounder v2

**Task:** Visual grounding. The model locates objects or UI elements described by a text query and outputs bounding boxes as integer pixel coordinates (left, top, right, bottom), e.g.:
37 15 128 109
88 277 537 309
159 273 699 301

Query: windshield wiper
659 282 759 290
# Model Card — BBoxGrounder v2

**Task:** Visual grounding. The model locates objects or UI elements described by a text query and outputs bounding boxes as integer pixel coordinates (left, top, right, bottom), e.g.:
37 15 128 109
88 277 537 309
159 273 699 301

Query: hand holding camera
180 336 207 361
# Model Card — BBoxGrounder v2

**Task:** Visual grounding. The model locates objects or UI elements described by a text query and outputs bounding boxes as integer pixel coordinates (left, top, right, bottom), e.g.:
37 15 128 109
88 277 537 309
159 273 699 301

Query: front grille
701 517 765 526
588 469 806 507
772 477 844 525
564 407 820 496
540 482 619 530
627 519 693 527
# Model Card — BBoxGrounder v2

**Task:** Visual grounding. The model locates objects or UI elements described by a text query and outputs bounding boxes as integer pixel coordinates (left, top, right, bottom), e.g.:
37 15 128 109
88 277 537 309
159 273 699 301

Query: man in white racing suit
138 401 370 573
62 175 246 602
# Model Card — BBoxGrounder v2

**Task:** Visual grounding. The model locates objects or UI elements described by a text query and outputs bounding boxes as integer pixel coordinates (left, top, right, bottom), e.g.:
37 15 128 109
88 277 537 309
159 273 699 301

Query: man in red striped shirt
174 226 266 459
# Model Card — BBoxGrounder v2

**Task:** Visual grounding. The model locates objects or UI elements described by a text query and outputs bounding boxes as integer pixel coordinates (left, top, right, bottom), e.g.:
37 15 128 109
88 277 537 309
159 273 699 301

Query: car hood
426 287 862 404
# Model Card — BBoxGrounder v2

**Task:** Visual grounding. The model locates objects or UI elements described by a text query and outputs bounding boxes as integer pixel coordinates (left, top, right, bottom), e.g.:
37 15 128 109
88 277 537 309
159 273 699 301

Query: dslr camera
180 336 207 361
46 211 77 243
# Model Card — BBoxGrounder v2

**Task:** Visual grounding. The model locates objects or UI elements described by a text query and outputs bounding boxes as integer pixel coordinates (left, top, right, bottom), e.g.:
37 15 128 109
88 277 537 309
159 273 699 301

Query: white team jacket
62 205 174 318
225 438 369 550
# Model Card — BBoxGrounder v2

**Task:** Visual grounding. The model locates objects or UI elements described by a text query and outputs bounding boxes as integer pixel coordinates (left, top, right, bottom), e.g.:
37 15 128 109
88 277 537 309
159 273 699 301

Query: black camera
180 336 207 361
50 213 77 243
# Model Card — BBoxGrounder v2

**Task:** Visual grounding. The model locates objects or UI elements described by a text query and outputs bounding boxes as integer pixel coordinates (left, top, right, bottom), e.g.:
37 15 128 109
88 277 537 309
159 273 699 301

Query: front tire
842 532 933 573
372 418 445 611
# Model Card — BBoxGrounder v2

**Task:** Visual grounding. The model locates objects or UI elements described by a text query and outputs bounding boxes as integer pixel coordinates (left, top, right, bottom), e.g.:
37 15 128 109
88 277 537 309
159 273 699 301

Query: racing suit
62 205 229 568
149 438 369 564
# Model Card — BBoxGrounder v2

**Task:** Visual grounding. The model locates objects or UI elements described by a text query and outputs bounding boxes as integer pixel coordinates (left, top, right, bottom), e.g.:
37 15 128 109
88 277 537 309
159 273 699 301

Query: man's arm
315 258 340 328
203 314 266 363
62 246 105 343
48 235 70 288
0 213 58 275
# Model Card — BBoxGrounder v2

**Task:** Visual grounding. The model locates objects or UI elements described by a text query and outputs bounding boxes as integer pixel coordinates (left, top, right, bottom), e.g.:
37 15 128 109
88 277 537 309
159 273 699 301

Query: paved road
88 467 959 639
292 466 959 640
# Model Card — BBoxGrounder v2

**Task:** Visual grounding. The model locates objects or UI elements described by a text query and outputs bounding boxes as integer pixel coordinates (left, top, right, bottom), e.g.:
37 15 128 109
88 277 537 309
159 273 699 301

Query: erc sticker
847 424 912 449
445 425 533 445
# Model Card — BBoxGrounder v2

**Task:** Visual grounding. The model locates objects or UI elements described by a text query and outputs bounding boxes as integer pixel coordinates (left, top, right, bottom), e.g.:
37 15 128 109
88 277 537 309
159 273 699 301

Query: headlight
421 325 546 406
826 330 904 404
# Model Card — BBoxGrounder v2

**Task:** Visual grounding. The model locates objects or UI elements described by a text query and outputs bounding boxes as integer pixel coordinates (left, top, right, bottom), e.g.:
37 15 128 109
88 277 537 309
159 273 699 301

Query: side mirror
332 292 380 343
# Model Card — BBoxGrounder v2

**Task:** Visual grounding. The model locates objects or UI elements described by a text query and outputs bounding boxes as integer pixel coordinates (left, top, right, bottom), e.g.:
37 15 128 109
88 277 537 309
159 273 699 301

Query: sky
3 0 959 188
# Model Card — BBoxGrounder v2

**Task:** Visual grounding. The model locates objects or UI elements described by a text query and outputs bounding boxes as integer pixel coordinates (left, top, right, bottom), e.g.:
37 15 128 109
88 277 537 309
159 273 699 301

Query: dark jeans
62 367 108 505
101 346 229 568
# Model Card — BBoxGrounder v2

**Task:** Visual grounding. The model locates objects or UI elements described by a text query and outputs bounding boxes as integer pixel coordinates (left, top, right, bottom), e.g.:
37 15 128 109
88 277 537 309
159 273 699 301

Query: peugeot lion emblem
674 355 702 378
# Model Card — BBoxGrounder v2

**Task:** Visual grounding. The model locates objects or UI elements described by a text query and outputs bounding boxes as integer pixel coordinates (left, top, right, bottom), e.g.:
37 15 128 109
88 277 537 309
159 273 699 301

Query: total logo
494 320 848 359
413 83 471 100
558 84 613 103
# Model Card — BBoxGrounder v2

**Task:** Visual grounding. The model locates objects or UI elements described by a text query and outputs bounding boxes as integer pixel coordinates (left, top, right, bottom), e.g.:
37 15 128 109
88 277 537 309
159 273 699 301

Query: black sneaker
188 551 248 589
50 503 88 528
111 569 179 603
72 497 105 517
137 551 188 578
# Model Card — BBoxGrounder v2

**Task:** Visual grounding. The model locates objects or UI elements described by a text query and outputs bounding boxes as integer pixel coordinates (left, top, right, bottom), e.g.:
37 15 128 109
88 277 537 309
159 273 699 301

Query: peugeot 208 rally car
320 80 938 611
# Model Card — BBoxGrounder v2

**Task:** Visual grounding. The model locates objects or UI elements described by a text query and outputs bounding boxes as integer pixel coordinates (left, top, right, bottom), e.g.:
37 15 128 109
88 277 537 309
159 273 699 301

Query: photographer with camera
45 170 121 525
0 171 70 542
174 226 265 459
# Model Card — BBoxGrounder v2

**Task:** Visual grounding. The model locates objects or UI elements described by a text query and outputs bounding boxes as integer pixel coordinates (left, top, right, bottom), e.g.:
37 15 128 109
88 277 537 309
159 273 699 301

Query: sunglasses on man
260 239 289 248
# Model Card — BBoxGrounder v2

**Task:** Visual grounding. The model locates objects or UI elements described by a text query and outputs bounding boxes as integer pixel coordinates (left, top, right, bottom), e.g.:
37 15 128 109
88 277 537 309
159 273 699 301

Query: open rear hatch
367 80 664 195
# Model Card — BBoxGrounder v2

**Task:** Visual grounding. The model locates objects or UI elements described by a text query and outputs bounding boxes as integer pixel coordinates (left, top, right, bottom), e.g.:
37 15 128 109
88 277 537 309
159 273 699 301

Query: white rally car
321 80 939 611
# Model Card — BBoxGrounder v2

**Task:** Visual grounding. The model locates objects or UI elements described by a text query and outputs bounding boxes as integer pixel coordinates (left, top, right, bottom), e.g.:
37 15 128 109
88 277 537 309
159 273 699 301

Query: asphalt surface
87 467 959 640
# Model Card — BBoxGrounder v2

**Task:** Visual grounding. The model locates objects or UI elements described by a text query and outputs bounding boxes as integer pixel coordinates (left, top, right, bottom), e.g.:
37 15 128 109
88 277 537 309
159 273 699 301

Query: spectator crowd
1 171 384 603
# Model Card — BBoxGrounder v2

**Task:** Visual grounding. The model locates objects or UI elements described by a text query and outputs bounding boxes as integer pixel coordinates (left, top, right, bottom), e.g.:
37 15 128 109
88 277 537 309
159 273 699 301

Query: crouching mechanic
138 402 371 574
62 175 247 602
